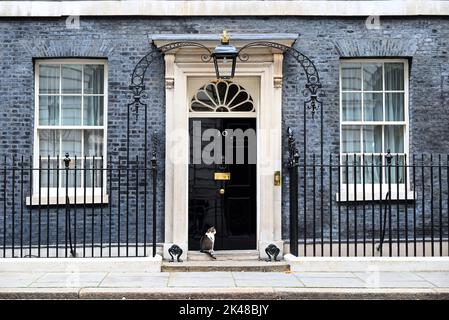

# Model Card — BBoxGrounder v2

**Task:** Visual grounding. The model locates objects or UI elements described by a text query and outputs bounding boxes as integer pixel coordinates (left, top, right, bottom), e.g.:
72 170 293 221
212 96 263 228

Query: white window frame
28 59 108 205
338 58 414 201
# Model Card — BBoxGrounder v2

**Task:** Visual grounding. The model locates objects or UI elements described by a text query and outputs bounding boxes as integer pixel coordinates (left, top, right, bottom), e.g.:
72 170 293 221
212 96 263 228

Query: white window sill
26 194 109 206
336 190 416 202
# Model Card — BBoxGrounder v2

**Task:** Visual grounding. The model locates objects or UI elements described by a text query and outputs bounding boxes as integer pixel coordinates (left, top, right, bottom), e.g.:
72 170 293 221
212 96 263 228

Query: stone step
161 260 290 272
187 250 260 261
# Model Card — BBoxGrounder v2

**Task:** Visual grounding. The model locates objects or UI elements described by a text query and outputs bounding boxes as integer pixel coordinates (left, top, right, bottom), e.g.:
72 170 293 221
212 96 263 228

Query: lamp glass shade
212 44 238 79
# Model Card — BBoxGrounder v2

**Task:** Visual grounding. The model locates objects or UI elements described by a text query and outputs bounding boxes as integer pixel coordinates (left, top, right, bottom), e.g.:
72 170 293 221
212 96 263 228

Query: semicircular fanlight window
190 80 255 112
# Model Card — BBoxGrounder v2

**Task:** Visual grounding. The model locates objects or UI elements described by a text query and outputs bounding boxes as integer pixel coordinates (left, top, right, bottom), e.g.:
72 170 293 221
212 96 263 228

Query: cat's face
207 227 216 234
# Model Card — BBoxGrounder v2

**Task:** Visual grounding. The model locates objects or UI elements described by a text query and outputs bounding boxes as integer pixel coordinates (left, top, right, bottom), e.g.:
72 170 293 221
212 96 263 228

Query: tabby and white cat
200 226 217 259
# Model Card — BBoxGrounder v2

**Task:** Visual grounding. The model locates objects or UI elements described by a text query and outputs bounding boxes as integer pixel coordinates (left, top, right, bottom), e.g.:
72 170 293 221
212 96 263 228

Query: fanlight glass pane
190 80 254 113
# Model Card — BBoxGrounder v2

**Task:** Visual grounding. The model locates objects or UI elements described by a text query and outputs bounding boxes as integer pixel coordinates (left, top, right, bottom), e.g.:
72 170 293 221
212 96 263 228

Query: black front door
188 118 257 250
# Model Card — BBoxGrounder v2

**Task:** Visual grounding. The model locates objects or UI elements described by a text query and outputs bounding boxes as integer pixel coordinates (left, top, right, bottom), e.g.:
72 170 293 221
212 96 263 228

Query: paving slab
28 281 100 288
0 280 37 288
298 276 366 288
354 271 424 281
363 281 436 288
293 272 356 278
0 272 44 281
35 272 107 283
168 272 235 287
100 273 169 288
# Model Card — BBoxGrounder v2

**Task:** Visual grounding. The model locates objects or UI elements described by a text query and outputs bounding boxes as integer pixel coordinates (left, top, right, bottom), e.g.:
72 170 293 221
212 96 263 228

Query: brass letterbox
214 172 231 180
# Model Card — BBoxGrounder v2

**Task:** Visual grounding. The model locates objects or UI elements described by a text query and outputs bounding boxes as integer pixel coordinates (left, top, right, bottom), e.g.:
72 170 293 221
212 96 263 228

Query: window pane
385 92 404 121
385 155 405 184
39 65 60 94
84 65 104 94
61 64 82 94
384 125 404 153
342 93 361 121
341 63 361 90
61 130 82 156
84 130 104 157
40 159 59 188
85 159 103 188
39 95 59 125
61 96 82 125
363 155 382 184
342 154 361 184
39 130 59 156
83 96 104 125
363 63 383 91
61 159 82 188
363 125 382 153
342 125 361 153
363 92 383 121
385 63 404 90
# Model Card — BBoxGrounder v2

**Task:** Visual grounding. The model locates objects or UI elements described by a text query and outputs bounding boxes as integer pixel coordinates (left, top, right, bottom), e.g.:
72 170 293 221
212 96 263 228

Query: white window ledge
336 189 416 202
26 194 109 206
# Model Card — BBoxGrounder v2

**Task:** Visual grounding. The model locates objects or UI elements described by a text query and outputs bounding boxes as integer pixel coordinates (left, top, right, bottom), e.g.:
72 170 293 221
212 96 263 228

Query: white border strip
1 1 449 17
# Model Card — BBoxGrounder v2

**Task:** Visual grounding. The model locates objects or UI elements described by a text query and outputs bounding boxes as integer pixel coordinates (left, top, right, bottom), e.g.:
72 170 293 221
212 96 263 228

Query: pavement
0 271 449 299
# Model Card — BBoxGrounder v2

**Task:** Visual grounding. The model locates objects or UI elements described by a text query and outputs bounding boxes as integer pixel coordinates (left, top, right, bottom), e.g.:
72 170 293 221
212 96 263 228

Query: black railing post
386 150 393 256
287 128 299 257
64 153 75 257
151 133 158 257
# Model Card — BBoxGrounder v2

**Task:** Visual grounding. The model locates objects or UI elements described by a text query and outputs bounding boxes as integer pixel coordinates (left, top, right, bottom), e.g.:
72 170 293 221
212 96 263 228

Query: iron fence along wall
287 152 449 257
0 154 158 258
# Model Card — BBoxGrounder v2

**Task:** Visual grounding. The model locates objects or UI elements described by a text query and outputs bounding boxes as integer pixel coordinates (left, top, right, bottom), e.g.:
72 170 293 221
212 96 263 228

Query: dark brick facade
0 16 448 252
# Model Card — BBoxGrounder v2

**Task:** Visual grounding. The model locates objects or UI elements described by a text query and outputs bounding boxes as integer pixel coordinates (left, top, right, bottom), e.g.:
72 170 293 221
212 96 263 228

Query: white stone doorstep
0 255 162 273
284 254 449 272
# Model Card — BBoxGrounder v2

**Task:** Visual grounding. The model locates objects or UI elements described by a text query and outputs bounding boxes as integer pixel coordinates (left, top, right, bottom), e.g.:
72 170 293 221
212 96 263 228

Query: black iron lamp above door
211 30 238 80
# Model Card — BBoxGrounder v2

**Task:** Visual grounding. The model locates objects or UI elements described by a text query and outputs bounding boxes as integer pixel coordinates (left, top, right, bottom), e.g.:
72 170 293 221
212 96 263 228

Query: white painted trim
339 58 410 199
33 59 108 202
163 55 283 258
1 1 449 17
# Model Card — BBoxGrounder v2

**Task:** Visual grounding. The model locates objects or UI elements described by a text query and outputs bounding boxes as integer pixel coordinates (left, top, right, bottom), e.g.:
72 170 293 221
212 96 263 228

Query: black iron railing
0 154 158 258
287 151 449 257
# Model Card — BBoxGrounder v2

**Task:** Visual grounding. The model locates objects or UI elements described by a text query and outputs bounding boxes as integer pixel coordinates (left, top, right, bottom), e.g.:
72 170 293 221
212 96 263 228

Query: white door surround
152 34 297 260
